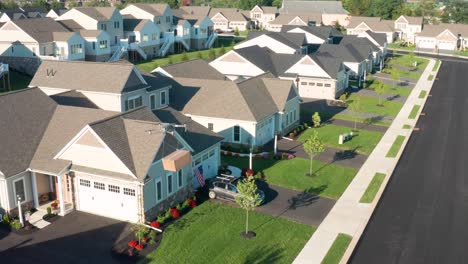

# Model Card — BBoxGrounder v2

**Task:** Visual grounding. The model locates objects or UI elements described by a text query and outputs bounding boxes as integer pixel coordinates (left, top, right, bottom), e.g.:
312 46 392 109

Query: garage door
77 178 139 222
418 40 435 49
438 41 456 51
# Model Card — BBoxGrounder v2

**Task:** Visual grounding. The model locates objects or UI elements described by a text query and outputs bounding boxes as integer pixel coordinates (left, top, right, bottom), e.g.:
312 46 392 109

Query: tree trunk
309 155 314 176
245 210 249 234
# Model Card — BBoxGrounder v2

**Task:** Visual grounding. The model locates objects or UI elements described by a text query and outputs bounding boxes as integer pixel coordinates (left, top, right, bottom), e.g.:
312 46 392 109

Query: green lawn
0 70 32 93
142 202 314 264
333 113 391 127
346 93 404 118
321 233 353 264
221 156 358 200
367 80 412 97
387 43 416 51
419 90 427 98
432 60 440 71
387 53 429 79
402 124 412 129
455 50 468 58
136 46 233 72
298 124 383 155
427 75 434 81
386 135 406 158
408 105 421 119
359 173 386 203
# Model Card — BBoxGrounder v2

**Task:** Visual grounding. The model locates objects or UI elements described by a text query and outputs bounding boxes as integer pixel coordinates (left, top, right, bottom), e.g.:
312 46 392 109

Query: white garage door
418 40 435 49
438 41 456 51
299 82 333 100
77 178 139 222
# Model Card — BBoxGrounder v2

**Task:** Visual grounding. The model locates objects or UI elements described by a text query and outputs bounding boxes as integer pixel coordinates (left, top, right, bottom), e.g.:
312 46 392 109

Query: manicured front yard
298 124 383 155
386 135 406 158
221 156 358 199
359 173 386 203
367 79 412 97
346 93 404 118
142 202 314 264
321 233 353 264
136 46 233 72
387 53 429 79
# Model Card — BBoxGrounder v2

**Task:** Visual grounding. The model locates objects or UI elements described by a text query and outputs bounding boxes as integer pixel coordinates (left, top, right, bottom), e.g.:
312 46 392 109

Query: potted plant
51 201 58 210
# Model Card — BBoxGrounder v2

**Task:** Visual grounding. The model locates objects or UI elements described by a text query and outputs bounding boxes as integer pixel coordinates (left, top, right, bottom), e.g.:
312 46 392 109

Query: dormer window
100 23 107 30
125 95 143 111
160 90 167 105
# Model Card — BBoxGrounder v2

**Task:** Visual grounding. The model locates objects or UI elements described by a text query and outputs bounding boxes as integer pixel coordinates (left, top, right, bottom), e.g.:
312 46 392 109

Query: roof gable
286 56 331 78
395 15 408 24
437 29 458 41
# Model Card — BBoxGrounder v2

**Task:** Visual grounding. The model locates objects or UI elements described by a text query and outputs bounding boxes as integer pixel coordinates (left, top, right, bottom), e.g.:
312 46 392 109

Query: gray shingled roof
365 30 387 46
13 18 71 43
0 89 57 178
257 6 278 14
270 13 322 25
75 7 117 21
153 107 224 155
209 8 249 21
347 16 395 32
282 25 343 40
158 59 226 80
246 31 307 49
50 90 100 109
280 0 348 14
57 19 84 31
30 61 149 94
169 74 297 122
317 43 370 63
418 23 468 38
123 18 148 31
131 4 169 16
339 35 380 52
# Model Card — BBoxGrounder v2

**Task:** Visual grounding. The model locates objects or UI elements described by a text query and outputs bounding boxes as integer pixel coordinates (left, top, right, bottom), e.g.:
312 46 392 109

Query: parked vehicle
208 175 265 204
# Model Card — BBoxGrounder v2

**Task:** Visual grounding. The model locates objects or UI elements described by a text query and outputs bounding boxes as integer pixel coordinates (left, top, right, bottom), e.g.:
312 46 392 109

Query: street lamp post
17 195 24 227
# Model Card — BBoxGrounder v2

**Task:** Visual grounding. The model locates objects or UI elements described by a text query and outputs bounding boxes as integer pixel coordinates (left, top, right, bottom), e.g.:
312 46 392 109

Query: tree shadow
288 191 320 210
256 180 279 205
387 94 401 101
333 148 359 162
304 185 328 196
243 245 285 264
364 115 385 126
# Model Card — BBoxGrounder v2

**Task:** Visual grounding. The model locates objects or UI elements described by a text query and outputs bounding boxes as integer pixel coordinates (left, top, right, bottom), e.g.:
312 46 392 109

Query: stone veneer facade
144 185 194 221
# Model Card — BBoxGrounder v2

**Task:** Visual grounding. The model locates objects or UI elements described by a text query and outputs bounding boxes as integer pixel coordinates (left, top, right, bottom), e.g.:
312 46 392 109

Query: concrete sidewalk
293 58 440 264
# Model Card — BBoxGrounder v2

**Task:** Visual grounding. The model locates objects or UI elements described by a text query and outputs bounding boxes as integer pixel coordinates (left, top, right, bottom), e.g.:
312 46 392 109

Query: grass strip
359 173 386 203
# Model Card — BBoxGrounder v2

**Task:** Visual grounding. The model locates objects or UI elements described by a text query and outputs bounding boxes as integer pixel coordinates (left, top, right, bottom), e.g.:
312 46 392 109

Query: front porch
31 172 75 216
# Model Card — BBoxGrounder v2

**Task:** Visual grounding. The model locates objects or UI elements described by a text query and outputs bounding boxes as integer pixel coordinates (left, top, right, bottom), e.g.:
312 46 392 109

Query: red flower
142 237 149 243
135 244 144 251
187 198 197 208
128 240 138 248
150 221 160 228
246 169 255 177
170 208 180 218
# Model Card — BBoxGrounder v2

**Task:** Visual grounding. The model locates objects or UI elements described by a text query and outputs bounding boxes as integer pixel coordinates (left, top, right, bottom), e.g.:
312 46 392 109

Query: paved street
350 60 468 263
0 212 131 264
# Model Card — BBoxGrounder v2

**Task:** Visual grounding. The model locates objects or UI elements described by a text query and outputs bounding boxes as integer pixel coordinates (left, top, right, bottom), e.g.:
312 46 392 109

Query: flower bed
0 213 38 235
112 193 202 261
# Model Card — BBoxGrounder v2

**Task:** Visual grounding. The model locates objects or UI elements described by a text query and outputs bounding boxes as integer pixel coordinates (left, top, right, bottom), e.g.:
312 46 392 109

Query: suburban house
234 31 308 54
346 16 396 43
122 18 161 60
279 0 349 26
209 8 251 32
168 72 300 147
339 35 385 70
357 30 388 56
29 60 171 113
266 13 322 31
172 11 216 51
58 19 112 62
317 43 373 87
394 15 423 44
0 7 47 22
210 45 347 99
121 4 174 33
0 18 85 61
153 59 226 80
250 5 278 29
0 87 223 223
56 7 124 46
281 25 343 49
415 23 468 53
46 9 68 19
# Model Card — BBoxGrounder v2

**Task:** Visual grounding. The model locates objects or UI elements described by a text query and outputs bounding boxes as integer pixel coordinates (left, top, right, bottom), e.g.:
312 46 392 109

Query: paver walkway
293 58 438 264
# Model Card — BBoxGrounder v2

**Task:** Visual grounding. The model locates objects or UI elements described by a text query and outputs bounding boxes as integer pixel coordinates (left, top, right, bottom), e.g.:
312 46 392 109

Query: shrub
2 214 10 225
289 132 295 138
128 240 138 248
156 215 166 224
196 51 203 59
257 146 264 152
219 46 226 55
234 27 240 36
182 200 190 210
312 112 321 127
10 219 21 230
281 153 289 160
254 154 263 159
268 152 275 159
208 48 216 60
150 221 160 228
303 122 309 128
176 203 183 211
135 243 144 251
181 52 189 61
187 198 197 208
142 237 149 243
149 230 157 241
170 208 180 219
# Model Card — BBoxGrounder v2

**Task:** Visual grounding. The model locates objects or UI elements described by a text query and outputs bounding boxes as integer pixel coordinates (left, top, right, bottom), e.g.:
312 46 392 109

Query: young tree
391 70 400 90
349 94 362 131
374 80 386 106
303 131 325 177
312 112 321 128
408 51 416 67
235 178 262 236
234 27 240 37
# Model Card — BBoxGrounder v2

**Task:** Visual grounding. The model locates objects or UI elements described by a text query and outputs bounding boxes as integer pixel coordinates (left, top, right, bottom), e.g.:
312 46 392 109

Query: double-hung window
233 126 240 142
160 91 167 105
125 96 143 111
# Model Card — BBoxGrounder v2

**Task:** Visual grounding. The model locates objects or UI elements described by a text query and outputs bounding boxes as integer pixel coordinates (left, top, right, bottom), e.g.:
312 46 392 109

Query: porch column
57 175 65 216
31 172 39 208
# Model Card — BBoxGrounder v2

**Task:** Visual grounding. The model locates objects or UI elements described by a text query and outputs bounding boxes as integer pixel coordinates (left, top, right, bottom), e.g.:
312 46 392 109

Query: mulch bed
111 232 163 263
42 214 61 223
1 221 39 236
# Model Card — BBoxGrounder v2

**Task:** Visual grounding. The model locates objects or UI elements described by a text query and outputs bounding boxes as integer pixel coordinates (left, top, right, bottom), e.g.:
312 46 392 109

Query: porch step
28 210 50 229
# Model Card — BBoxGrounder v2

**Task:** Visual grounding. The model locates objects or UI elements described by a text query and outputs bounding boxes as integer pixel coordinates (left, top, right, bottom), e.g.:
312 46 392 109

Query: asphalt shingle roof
281 25 343 40
246 31 307 49
13 18 71 43
317 43 369 63
75 7 117 21
280 0 348 14
159 59 226 80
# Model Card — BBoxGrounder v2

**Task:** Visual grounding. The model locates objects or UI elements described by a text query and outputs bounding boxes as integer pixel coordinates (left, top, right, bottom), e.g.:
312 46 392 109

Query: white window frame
150 94 156 110
12 177 26 203
233 125 241 143
160 90 167 105
156 179 162 201
167 173 173 195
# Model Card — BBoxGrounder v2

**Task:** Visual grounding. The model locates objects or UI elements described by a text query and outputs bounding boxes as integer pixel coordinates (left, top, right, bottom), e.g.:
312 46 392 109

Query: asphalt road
349 60 468 264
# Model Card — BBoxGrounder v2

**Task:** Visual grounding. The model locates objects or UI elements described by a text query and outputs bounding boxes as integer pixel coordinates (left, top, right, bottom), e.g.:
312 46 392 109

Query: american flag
194 165 205 187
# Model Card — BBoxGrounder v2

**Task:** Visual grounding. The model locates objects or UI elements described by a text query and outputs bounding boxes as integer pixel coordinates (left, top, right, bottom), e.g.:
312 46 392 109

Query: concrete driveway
0 211 131 264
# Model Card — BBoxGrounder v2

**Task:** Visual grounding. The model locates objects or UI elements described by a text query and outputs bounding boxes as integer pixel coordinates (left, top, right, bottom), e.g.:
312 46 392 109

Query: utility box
339 135 344 144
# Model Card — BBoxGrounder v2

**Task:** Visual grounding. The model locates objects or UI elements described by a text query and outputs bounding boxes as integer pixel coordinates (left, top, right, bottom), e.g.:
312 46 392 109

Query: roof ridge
0 87 36 97
88 106 146 126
